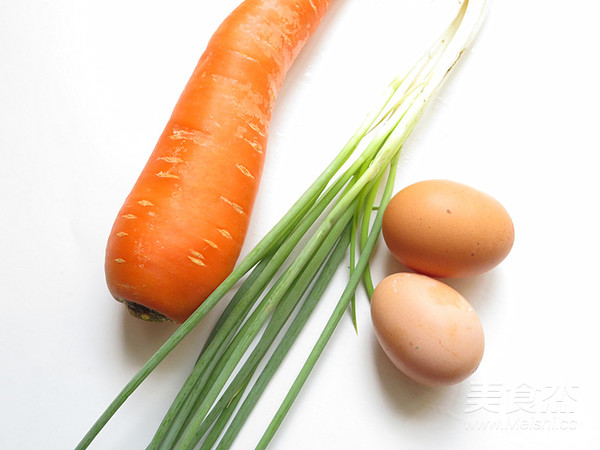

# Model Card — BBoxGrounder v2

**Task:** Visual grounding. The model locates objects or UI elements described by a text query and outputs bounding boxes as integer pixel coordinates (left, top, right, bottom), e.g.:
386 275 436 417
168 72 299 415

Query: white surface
1 0 598 449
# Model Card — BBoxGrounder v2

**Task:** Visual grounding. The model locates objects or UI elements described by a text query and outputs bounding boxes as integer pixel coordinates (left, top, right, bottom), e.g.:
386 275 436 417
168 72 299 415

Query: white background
1 0 598 449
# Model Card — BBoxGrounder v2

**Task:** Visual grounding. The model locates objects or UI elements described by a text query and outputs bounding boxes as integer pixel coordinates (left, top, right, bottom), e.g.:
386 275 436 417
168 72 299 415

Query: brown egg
382 179 514 278
371 273 484 386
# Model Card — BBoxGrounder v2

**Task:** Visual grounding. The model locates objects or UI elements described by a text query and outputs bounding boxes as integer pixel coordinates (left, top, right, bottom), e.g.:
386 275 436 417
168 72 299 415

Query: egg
382 179 514 278
371 273 484 386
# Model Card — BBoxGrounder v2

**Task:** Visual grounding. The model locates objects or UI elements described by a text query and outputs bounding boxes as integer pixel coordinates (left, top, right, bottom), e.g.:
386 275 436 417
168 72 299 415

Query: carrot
105 0 333 323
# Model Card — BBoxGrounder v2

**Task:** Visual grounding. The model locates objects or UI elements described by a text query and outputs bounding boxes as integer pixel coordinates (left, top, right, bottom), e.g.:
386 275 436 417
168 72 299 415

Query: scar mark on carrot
188 256 206 267
122 214 137 220
157 171 180 179
220 196 246 215
138 200 154 207
235 163 255 179
207 114 222 129
204 239 219 249
231 49 260 64
115 258 126 264
116 232 128 237
308 0 318 14
190 250 204 259
210 74 247 91
170 126 206 145
245 120 265 137
245 138 263 154
158 156 184 163
218 228 233 239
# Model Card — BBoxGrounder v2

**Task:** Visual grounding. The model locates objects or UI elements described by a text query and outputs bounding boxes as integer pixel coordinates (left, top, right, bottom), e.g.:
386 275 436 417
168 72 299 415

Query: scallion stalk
257 151 402 449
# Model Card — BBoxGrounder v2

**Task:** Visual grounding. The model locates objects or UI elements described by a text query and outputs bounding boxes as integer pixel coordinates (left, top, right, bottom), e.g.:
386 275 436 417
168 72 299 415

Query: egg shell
382 179 514 278
371 273 484 386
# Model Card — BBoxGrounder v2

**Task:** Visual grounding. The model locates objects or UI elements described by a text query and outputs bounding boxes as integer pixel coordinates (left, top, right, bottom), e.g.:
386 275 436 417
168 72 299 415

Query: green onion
257 150 401 449
214 225 354 449
75 1 486 448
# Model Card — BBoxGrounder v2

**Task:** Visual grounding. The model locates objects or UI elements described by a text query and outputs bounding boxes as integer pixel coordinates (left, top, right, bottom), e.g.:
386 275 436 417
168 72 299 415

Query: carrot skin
105 0 332 323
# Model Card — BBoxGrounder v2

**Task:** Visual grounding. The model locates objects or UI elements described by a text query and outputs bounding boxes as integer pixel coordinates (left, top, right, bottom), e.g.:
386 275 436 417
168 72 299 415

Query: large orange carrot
105 0 333 323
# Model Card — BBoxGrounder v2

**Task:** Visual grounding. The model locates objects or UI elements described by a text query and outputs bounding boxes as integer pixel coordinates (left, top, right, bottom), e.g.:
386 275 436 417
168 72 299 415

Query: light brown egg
371 273 484 386
382 179 514 278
